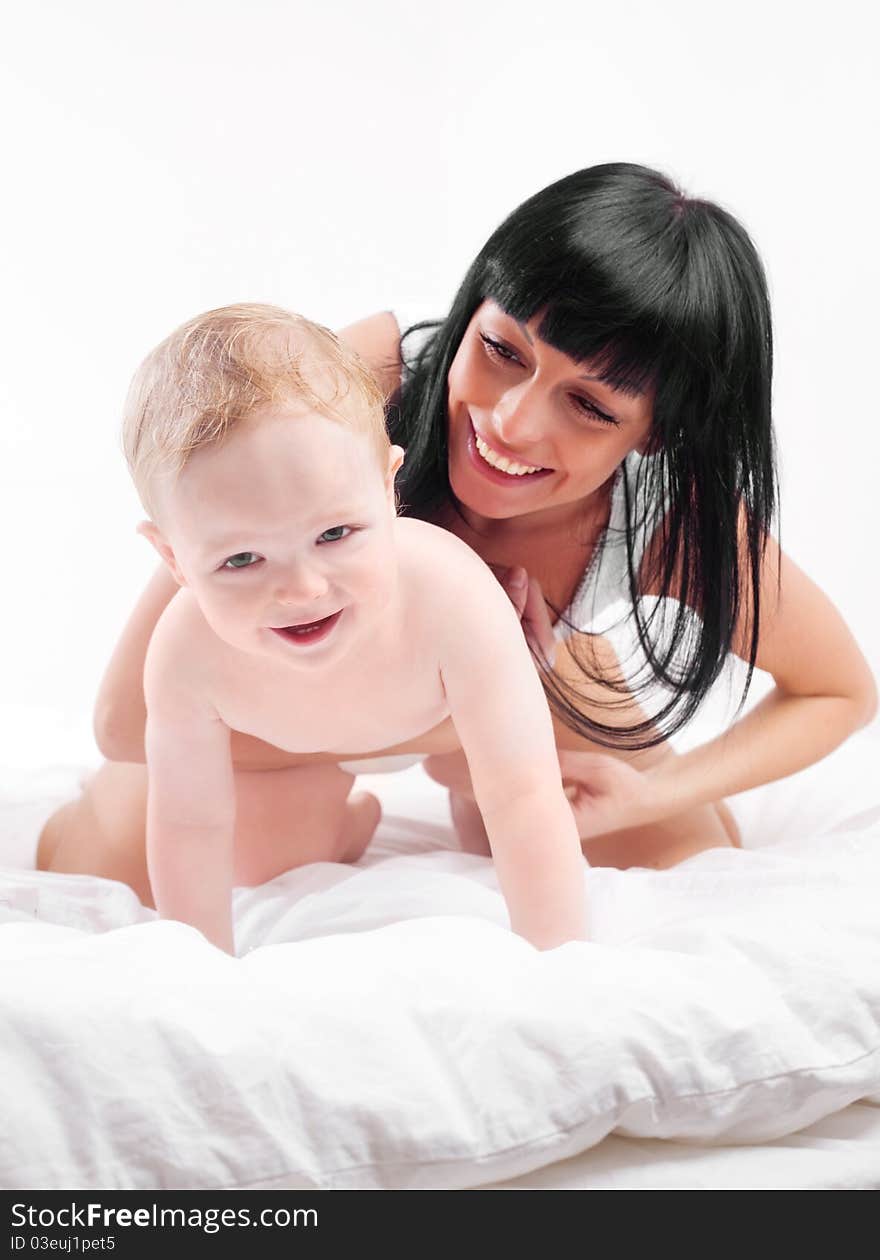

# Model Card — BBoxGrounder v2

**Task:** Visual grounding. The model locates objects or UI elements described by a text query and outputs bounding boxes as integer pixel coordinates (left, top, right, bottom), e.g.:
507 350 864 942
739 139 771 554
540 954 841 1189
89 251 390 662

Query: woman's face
446 300 655 526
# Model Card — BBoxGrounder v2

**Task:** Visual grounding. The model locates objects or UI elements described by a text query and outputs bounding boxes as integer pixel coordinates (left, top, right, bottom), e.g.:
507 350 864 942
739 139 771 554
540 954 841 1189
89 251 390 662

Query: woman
39 163 877 895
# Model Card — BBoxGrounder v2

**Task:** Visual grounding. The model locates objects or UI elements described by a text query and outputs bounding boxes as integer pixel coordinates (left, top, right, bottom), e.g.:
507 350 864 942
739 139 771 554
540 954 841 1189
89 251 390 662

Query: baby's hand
493 566 558 668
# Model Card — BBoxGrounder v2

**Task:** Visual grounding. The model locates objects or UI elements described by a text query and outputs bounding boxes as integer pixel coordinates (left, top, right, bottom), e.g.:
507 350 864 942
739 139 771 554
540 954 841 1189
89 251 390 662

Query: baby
125 303 587 954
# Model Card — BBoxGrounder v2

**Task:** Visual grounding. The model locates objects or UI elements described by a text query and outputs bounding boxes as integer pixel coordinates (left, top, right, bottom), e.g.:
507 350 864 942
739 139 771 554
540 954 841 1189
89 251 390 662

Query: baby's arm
436 546 588 950
143 598 236 953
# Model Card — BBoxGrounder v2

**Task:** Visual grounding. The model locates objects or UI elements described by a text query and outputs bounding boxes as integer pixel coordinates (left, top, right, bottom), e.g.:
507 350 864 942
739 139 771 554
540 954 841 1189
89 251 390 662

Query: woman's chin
447 421 556 521
449 462 542 521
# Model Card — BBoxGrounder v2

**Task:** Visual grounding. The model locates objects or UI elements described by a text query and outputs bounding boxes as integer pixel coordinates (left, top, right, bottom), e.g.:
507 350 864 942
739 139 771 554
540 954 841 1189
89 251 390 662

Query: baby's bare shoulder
145 590 224 696
152 587 212 647
395 518 499 596
393 518 519 655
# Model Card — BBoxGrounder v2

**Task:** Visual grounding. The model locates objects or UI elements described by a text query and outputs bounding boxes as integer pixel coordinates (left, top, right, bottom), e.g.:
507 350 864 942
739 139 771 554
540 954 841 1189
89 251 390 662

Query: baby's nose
274 564 329 604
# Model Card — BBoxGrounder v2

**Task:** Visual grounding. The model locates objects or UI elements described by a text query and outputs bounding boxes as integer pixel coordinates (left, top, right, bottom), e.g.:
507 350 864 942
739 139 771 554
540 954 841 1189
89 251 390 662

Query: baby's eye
318 526 351 544
222 552 261 570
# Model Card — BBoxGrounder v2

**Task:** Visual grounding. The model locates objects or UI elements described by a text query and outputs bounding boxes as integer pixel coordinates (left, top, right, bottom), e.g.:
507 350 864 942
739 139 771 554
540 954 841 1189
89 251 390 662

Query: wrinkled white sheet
2 736 880 1190
479 1101 880 1190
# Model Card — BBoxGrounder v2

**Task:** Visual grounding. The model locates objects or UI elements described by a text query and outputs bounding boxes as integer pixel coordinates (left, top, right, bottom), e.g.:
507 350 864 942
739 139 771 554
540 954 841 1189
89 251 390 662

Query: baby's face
151 407 402 668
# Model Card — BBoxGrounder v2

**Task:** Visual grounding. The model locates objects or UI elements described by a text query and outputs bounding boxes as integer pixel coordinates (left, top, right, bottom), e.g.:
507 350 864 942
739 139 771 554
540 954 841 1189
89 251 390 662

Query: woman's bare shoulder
337 311 402 398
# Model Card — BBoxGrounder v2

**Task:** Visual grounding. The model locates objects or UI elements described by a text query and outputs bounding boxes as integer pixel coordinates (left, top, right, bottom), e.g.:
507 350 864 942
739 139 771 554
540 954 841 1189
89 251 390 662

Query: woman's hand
494 565 558 667
556 749 663 840
428 741 665 841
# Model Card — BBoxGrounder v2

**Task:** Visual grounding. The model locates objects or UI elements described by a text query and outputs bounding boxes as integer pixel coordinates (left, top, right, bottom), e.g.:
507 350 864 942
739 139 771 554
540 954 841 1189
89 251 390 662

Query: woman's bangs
483 256 663 400
541 308 663 399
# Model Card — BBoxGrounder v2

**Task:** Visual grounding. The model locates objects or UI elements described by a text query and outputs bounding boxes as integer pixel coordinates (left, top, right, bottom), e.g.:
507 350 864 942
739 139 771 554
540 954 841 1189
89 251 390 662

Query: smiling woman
390 165 781 749
377 163 875 856
445 302 654 546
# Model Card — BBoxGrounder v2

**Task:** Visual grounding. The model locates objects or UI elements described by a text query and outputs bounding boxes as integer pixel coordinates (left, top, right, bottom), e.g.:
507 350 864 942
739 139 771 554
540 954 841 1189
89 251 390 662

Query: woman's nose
492 381 544 446
274 563 329 605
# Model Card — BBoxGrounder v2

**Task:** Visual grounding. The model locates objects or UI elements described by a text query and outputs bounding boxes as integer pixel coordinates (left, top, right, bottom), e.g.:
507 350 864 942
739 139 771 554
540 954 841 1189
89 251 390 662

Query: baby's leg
38 760 380 906
231 765 379 885
37 763 154 903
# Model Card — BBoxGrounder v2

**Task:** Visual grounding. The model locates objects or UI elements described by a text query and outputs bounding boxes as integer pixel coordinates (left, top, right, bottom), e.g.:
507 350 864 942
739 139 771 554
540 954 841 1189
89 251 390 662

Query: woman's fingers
494 564 529 619
491 565 556 663
522 575 558 667
556 748 660 837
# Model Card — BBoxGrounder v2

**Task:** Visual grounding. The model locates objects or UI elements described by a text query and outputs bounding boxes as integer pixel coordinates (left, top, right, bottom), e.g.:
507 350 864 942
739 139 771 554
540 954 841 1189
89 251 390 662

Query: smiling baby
124 303 587 954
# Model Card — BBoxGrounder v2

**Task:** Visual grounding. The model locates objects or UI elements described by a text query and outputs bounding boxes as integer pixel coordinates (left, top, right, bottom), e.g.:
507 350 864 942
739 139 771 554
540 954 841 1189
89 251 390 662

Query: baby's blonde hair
123 302 389 516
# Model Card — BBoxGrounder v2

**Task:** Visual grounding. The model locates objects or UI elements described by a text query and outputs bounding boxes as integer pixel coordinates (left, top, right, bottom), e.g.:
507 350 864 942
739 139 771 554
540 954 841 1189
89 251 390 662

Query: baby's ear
385 445 405 498
137 521 187 586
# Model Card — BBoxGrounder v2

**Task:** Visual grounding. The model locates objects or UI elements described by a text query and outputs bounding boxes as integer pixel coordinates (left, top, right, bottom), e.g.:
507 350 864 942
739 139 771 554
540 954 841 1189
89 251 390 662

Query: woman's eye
222 552 261 570
479 332 521 365
571 395 619 427
318 525 351 544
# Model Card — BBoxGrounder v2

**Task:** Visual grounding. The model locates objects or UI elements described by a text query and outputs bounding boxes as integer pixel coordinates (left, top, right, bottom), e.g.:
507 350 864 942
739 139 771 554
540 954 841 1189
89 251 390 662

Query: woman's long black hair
387 163 777 749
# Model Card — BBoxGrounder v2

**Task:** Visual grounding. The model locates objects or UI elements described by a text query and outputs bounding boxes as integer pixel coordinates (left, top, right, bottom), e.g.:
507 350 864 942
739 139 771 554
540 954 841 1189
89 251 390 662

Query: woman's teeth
475 433 544 476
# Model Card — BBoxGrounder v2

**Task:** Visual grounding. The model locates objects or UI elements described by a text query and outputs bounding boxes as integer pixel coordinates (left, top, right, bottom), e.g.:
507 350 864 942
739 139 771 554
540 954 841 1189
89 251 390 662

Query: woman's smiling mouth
466 416 553 485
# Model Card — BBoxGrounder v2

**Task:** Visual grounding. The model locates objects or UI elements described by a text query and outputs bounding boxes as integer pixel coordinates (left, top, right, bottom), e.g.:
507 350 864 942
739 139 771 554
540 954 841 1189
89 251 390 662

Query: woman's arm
559 530 877 837
642 536 877 823
337 311 402 397
438 538 875 842
94 311 404 764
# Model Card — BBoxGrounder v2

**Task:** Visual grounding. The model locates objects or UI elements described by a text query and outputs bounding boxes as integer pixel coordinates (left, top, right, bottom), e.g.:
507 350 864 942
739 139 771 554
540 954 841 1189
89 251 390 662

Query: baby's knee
450 792 491 856
338 791 381 863
36 798 82 871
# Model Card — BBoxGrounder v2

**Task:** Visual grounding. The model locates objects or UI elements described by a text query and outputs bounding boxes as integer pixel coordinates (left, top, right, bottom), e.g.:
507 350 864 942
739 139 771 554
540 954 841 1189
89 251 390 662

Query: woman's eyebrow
505 313 645 399
578 371 645 400
505 316 534 346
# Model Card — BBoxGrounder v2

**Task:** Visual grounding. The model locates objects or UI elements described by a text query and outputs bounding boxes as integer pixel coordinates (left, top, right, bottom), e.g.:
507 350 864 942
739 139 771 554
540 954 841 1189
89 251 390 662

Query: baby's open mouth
270 610 343 645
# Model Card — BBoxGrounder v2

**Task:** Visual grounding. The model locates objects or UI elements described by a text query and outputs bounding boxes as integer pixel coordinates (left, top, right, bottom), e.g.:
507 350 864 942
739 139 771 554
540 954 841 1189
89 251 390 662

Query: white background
1 0 877 755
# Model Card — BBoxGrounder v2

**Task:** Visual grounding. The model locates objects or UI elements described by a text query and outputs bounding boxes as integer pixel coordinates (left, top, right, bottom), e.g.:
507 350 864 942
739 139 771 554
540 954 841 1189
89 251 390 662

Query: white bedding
481 1101 880 1190
2 733 880 1190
